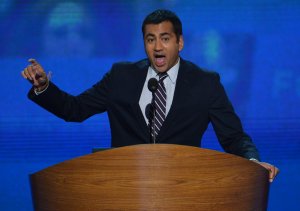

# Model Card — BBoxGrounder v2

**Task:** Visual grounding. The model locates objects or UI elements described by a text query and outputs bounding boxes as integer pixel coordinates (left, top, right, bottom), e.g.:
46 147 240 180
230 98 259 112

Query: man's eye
147 38 154 43
162 37 170 42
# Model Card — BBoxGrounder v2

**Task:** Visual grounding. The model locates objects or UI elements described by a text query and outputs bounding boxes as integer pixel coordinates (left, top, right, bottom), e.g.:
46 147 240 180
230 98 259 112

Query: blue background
0 1 299 210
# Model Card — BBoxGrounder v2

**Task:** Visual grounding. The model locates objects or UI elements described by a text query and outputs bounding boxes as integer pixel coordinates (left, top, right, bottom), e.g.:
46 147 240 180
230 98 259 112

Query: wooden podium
30 144 269 210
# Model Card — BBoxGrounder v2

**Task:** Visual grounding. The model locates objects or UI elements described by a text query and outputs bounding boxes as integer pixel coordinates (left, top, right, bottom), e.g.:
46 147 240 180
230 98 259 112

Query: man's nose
154 40 163 51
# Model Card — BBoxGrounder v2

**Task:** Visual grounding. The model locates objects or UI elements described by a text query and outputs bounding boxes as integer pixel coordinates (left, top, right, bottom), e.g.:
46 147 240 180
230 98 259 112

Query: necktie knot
158 72 168 82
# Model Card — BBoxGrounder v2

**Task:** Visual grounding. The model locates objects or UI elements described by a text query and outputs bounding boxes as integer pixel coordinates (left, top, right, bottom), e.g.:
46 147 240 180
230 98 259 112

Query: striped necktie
151 72 168 142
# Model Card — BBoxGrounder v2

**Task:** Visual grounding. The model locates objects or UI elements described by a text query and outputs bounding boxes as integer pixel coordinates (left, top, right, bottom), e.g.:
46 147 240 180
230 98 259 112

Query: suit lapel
130 60 151 142
157 59 191 140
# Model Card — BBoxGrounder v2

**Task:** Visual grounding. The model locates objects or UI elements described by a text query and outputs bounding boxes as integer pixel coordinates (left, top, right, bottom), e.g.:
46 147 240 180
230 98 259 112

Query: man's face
144 21 184 73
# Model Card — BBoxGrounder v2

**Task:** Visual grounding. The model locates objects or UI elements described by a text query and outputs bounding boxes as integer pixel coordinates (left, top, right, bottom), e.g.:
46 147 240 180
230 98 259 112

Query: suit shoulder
111 59 148 70
182 59 219 79
103 59 148 82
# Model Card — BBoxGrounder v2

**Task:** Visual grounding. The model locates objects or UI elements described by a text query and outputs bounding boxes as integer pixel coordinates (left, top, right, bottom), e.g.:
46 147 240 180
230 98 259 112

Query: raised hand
21 58 49 92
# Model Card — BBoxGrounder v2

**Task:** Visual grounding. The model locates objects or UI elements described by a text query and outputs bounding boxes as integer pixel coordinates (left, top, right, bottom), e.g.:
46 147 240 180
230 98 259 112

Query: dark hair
142 9 182 42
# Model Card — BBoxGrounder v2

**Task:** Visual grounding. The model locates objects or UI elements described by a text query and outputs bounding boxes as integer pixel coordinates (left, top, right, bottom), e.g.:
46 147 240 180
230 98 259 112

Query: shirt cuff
34 82 49 95
249 158 259 162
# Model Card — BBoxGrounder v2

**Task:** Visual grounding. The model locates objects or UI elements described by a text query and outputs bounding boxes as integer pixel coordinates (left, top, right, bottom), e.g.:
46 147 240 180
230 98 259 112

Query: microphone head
148 78 158 92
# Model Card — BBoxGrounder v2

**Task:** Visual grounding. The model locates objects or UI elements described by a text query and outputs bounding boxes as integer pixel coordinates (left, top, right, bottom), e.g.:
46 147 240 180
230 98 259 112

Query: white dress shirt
139 59 180 124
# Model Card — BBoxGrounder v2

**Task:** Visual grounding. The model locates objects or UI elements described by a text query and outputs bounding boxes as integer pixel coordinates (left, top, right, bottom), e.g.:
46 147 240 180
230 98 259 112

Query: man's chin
154 65 168 73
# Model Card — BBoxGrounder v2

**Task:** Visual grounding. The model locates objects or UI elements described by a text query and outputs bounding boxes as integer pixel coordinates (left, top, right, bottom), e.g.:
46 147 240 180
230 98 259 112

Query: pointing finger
28 58 38 66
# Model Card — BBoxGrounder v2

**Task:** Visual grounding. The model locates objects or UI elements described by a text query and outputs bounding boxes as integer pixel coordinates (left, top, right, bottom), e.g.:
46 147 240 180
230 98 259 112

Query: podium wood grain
30 144 269 210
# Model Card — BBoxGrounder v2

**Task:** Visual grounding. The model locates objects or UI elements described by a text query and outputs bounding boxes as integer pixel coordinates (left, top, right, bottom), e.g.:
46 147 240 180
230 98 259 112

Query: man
21 9 279 182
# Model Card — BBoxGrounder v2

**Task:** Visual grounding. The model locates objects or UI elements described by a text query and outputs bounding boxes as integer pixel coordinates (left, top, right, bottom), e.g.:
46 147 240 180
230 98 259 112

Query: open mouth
154 54 166 67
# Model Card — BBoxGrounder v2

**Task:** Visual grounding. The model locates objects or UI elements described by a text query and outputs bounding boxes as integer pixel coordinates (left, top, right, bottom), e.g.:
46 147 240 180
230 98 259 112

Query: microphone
148 78 158 93
147 78 158 143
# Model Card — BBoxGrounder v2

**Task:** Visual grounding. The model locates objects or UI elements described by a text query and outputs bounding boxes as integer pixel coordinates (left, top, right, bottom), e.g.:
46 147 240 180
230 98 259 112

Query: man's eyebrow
160 32 171 36
145 33 155 38
145 32 172 38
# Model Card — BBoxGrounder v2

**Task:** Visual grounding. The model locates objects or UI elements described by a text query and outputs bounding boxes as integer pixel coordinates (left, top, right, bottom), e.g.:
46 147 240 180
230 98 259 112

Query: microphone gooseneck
147 78 158 144
145 103 153 121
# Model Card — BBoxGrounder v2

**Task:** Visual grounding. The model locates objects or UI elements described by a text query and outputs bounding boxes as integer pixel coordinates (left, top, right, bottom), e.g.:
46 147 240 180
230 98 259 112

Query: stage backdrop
0 1 299 210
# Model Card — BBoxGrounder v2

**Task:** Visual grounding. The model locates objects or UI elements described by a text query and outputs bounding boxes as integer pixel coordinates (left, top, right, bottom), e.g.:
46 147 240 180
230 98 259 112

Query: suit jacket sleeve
28 68 112 122
208 73 260 160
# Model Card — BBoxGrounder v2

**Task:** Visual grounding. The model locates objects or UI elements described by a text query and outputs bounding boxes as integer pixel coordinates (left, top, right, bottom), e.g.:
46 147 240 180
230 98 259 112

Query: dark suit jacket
28 58 260 160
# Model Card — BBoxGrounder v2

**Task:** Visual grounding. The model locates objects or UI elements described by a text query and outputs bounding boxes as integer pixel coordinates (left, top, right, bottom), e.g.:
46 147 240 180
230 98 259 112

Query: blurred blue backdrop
0 0 299 210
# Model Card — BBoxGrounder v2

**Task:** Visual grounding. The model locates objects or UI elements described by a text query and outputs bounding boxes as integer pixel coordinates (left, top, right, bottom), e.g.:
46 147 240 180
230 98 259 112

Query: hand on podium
251 160 279 182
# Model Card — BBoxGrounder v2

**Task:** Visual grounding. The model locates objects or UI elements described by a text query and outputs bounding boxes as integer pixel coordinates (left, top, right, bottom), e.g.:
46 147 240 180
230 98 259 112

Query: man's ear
179 35 184 51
